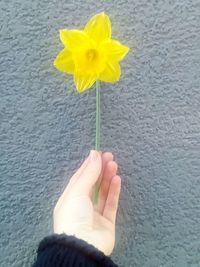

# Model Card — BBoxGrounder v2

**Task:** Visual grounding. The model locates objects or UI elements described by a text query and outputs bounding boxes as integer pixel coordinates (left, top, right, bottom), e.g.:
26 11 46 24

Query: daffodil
54 12 129 92
54 13 130 205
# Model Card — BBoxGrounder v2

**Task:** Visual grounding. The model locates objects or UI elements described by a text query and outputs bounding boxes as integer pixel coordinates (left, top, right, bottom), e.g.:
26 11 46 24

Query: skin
53 150 121 256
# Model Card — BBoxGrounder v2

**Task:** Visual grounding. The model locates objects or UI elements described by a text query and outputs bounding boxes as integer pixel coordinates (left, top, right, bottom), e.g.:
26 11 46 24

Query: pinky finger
103 175 121 224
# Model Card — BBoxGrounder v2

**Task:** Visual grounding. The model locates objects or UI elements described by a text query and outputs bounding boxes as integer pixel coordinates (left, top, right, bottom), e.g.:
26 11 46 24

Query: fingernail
90 150 99 160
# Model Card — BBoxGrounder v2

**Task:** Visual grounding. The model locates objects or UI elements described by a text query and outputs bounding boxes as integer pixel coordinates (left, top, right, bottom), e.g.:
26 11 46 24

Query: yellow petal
84 12 111 44
74 72 97 92
59 29 90 50
54 48 74 74
100 39 129 61
99 61 121 82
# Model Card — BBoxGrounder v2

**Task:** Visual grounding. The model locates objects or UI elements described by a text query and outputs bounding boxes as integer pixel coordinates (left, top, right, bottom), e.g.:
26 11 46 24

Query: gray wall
1 0 200 266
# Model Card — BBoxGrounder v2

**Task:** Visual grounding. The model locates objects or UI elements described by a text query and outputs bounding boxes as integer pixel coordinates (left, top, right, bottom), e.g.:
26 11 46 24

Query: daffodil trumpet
54 12 129 204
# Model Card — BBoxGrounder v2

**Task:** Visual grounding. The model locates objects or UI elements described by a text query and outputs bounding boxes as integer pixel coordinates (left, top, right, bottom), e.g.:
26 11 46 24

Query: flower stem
95 80 101 151
93 80 101 205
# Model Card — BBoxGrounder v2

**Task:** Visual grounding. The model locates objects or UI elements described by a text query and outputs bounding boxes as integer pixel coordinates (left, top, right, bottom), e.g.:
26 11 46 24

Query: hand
53 150 121 256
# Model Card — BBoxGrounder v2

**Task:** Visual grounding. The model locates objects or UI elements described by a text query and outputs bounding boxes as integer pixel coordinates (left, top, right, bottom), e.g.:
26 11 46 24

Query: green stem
93 80 101 205
95 80 101 151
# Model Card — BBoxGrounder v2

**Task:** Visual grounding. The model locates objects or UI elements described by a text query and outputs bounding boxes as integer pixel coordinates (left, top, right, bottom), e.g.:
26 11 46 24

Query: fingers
55 155 90 210
101 153 114 180
102 152 114 164
96 161 118 214
73 150 102 195
94 152 114 198
57 151 112 207
67 156 89 191
72 152 112 192
103 175 121 224
54 151 114 213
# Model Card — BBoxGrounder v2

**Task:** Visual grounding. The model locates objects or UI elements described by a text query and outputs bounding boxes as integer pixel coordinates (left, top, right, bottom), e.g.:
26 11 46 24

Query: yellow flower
54 12 129 92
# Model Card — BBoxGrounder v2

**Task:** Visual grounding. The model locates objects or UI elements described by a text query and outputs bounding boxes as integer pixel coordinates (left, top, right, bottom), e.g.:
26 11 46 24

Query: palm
73 195 115 255
93 211 115 254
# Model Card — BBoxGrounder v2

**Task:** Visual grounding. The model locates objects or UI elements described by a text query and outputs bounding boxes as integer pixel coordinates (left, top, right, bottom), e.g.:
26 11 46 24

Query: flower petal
54 48 74 74
84 12 111 44
99 61 121 82
100 39 129 61
74 72 97 92
59 29 90 50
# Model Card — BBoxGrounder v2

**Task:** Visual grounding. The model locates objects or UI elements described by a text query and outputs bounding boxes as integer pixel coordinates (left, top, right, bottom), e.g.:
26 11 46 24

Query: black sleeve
32 234 118 267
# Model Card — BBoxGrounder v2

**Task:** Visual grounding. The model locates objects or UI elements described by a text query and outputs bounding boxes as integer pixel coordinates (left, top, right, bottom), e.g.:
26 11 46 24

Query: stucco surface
1 0 200 266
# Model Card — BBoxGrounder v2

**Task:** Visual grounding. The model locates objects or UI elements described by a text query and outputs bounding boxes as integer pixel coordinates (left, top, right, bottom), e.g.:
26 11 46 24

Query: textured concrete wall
1 0 200 266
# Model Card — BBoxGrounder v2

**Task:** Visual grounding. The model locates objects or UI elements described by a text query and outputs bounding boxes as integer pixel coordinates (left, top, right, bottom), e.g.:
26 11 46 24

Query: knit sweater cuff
33 234 118 267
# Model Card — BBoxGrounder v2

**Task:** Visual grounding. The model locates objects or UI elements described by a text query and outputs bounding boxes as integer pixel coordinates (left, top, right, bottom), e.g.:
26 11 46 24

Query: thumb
72 150 102 195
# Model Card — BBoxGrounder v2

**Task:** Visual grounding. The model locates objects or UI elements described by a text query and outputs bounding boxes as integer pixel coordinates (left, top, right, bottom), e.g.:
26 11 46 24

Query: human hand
53 150 121 256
